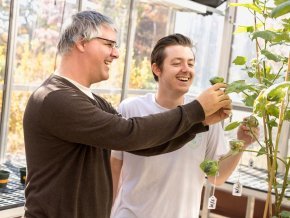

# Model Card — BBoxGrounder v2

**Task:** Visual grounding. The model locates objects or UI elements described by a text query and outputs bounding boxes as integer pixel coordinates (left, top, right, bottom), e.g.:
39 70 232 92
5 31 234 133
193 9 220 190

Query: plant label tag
249 158 254 168
232 182 243 196
208 195 217 209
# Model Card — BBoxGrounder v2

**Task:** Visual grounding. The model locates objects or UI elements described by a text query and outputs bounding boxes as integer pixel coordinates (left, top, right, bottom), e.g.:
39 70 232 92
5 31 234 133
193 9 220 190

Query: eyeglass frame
89 36 119 49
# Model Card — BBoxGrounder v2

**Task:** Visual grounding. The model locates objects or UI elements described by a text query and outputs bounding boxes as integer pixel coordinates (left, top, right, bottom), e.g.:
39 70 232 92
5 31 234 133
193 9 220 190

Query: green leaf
265 81 290 101
262 77 274 86
272 32 290 43
232 56 247 65
230 3 263 14
266 103 280 118
257 147 267 156
281 18 290 31
261 49 282 62
224 121 241 131
248 72 255 78
271 1 290 18
280 210 290 218
253 89 267 116
285 110 290 121
274 0 289 5
268 118 278 127
225 80 249 94
252 30 277 41
235 25 254 33
243 93 258 107
209 76 225 85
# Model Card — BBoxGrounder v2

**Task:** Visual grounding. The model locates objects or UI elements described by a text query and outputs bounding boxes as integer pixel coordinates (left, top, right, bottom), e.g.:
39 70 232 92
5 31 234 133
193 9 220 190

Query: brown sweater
23 75 208 218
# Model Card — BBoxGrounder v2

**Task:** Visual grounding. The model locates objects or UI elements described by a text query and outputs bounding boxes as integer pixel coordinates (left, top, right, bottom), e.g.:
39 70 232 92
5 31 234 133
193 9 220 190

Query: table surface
1 163 289 211
225 164 290 198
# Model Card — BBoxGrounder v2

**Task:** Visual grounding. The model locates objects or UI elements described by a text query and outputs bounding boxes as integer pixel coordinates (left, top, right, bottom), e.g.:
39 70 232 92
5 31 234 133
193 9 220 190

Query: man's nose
111 47 119 59
181 63 190 71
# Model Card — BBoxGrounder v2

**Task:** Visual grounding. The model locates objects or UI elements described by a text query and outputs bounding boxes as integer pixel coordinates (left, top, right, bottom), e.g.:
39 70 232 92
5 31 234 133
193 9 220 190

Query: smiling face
153 45 195 96
83 25 119 84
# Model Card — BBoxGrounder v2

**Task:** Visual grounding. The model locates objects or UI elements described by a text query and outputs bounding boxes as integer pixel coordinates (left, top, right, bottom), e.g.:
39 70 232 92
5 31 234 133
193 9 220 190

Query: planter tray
0 162 25 211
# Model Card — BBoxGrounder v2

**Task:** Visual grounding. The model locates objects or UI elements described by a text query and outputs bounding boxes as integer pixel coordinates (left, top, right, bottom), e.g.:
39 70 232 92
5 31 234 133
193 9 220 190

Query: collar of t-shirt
54 73 95 100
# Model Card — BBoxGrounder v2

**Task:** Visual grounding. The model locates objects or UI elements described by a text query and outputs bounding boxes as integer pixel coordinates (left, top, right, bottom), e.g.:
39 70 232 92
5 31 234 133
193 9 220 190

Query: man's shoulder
30 75 92 110
118 93 155 118
119 93 154 108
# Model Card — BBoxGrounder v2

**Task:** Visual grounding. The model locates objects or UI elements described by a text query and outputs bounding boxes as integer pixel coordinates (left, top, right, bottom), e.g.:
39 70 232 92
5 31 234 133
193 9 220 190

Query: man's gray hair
57 10 116 55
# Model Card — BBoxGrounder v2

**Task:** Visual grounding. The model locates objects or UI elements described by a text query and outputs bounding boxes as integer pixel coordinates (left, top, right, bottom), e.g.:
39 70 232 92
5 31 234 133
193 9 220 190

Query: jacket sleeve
128 123 208 156
40 90 207 151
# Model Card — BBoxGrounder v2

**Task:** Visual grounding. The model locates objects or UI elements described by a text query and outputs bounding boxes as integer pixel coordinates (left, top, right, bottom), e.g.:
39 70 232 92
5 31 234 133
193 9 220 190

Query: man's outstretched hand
196 83 232 125
203 106 232 125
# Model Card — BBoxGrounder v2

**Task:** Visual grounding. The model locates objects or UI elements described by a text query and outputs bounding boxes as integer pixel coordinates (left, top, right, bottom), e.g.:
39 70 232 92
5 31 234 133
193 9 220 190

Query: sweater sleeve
40 90 207 151
129 123 208 156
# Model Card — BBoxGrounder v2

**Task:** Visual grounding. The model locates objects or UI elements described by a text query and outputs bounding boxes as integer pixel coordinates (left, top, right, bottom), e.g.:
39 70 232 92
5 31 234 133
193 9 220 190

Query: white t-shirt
111 93 228 218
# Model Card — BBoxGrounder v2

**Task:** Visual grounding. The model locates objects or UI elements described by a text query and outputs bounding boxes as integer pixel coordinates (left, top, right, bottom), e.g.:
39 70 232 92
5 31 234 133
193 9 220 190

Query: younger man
111 34 258 218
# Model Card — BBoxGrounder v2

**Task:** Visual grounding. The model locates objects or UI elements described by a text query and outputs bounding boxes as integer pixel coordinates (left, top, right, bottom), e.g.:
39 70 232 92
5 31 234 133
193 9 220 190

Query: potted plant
20 167 26 185
0 170 10 188
200 0 290 217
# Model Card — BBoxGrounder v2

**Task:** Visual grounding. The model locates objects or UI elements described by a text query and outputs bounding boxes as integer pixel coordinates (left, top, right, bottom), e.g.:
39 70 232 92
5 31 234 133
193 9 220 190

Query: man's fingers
212 83 227 90
222 109 232 115
218 99 232 108
196 84 232 117
216 89 225 96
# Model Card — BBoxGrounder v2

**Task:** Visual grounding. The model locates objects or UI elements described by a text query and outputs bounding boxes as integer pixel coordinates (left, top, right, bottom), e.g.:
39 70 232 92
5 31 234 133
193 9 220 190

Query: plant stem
242 90 250 97
276 158 290 213
272 64 284 84
247 125 263 147
286 52 290 82
269 63 289 216
263 114 272 218
275 52 290 212
243 149 287 165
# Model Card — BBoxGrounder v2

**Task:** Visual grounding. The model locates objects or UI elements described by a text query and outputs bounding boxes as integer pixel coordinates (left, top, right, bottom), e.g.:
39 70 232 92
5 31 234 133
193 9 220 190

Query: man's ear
152 63 161 78
75 39 86 52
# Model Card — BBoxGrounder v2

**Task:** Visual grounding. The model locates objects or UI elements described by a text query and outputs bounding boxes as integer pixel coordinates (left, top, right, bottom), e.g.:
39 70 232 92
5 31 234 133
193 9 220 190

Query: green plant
200 1 290 217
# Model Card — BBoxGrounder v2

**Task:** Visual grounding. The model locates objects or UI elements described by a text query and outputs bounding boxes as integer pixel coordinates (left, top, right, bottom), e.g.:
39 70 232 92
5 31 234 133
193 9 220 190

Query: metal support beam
78 0 83 11
218 0 237 81
0 0 19 162
120 0 137 101
246 196 255 218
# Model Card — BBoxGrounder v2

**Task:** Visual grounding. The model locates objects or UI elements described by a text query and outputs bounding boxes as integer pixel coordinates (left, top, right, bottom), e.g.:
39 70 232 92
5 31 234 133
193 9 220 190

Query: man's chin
101 72 110 81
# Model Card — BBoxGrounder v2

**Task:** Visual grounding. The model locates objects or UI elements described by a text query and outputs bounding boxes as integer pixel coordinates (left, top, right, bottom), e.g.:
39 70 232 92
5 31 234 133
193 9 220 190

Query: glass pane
0 0 10 136
5 0 78 163
85 0 130 92
175 11 225 95
228 5 288 103
227 6 255 104
94 93 121 109
128 2 171 91
123 3 226 100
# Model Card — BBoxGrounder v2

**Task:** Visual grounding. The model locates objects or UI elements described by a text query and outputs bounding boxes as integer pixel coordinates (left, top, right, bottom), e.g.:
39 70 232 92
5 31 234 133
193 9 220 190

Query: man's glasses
90 36 119 49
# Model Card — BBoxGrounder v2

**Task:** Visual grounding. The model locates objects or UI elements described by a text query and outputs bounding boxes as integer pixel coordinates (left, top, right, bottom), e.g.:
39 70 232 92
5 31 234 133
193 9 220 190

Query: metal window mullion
78 0 83 11
0 0 19 162
120 0 137 101
218 0 237 81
